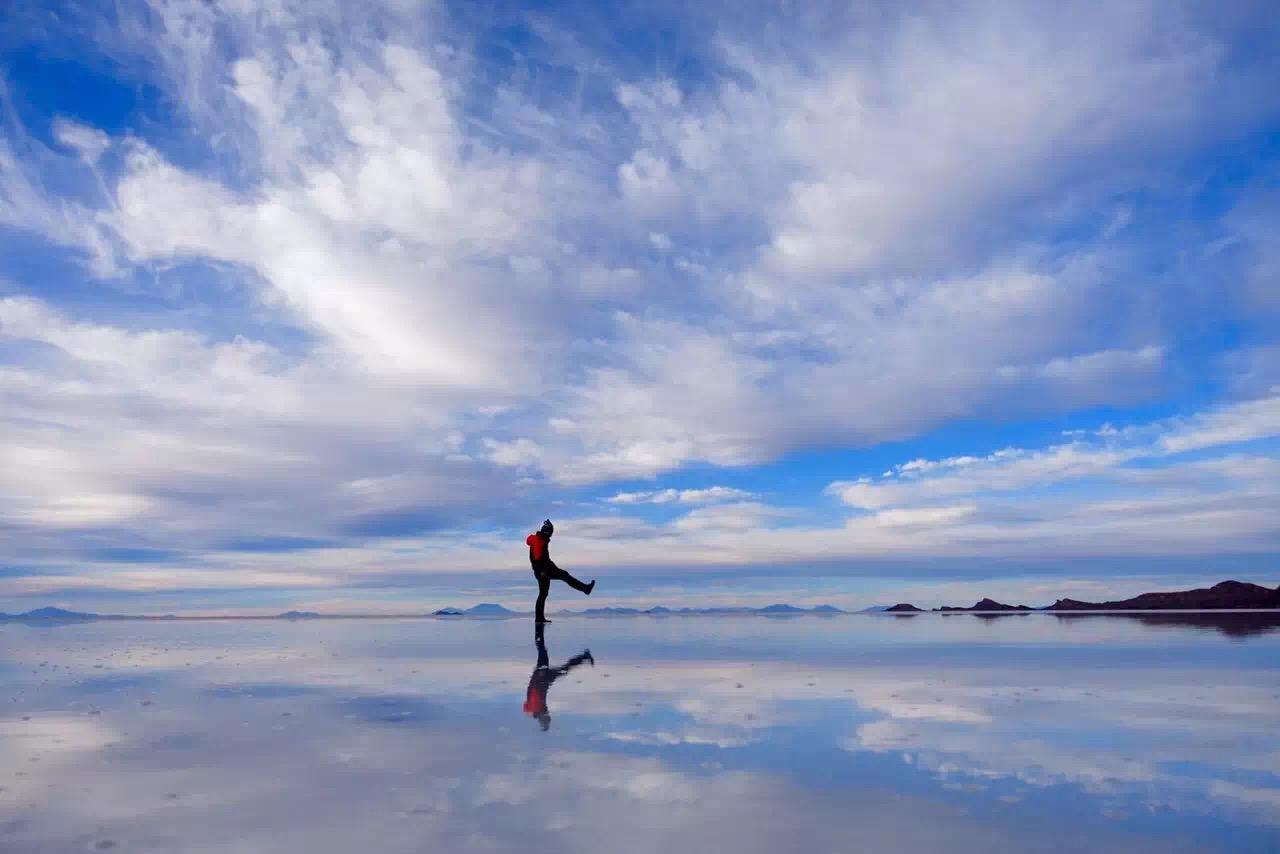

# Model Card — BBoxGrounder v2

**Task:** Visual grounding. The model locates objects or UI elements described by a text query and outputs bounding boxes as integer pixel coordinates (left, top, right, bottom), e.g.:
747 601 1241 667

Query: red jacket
527 532 554 574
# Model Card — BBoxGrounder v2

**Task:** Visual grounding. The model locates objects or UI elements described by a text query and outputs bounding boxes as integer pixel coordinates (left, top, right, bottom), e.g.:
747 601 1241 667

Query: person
523 623 594 731
527 519 594 624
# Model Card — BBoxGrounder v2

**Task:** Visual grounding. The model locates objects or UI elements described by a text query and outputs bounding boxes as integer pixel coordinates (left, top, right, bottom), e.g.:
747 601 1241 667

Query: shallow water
2 613 1278 853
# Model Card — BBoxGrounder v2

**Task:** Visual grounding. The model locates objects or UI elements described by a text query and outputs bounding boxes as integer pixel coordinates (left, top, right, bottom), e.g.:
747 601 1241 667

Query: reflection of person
523 623 593 731
527 519 595 624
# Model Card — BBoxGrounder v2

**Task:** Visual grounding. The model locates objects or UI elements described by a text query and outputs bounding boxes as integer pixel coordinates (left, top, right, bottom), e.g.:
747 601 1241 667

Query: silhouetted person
523 623 593 731
527 519 594 624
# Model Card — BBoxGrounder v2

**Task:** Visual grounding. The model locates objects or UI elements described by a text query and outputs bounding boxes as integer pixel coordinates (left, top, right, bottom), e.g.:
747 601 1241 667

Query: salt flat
2 614 1278 853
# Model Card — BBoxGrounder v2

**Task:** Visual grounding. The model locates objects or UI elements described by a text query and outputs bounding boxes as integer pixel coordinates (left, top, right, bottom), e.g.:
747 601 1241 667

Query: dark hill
17 606 98 620
936 598 1034 612
884 603 923 613
1043 580 1280 611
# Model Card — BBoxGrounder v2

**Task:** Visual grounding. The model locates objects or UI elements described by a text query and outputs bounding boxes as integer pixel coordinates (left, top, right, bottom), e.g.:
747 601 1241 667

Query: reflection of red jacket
523 685 546 716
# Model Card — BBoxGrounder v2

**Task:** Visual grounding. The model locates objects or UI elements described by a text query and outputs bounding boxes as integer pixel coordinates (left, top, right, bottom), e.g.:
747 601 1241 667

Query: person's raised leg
563 649 594 669
546 566 594 595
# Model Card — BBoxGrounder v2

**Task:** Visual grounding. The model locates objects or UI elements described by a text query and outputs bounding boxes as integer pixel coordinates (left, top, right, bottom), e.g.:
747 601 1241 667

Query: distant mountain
912 580 1280 613
759 604 805 614
645 606 671 614
580 607 642 616
935 598 1034 613
812 605 843 613
884 603 923 613
278 611 322 619
857 605 893 613
1042 580 1280 611
464 603 519 616
15 606 99 620
433 607 464 616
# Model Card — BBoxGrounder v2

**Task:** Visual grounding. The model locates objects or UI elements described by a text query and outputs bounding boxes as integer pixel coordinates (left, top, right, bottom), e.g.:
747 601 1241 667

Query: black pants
535 566 590 621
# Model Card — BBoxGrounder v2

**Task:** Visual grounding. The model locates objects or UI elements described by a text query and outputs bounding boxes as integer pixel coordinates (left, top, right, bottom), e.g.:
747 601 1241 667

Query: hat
539 519 554 536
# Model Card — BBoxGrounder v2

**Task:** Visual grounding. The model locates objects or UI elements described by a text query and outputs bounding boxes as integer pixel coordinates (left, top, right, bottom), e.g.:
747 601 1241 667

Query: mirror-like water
2 614 1277 852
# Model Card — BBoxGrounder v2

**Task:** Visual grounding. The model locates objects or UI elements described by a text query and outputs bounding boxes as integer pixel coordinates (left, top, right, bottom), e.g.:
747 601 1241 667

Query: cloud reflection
0 615 1276 851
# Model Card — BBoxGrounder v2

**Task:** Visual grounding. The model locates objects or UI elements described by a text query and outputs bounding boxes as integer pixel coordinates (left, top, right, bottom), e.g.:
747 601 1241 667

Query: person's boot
585 580 596 595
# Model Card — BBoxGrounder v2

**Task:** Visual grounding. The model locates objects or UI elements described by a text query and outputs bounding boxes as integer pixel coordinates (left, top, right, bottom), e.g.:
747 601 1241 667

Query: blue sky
1 0 1278 613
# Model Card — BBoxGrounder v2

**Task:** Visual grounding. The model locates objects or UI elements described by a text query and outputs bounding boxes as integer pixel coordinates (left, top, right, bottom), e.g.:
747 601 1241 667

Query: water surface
2 613 1278 852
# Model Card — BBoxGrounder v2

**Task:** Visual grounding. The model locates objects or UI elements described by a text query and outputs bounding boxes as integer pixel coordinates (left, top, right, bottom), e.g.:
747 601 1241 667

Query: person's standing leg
535 574 551 623
545 566 593 594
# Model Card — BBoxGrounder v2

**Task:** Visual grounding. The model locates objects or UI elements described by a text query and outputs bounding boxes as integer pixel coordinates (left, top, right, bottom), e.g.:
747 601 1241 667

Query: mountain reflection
1049 611 1280 638
524 623 594 731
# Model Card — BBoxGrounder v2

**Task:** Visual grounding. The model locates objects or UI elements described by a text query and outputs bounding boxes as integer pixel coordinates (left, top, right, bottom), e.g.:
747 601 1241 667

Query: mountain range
1 602 846 621
895 580 1280 613
4 582 1274 621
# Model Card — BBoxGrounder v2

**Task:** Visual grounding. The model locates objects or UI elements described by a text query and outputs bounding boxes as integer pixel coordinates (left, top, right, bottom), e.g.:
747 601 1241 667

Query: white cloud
0 0 1277 602
65 0 1263 487
606 486 753 505
1158 395 1280 454
672 501 789 533
829 393 1280 511
51 118 111 164
483 438 544 468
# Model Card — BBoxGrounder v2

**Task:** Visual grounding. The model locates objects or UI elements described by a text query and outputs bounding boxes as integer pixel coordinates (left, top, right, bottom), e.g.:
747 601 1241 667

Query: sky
1 0 1278 614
